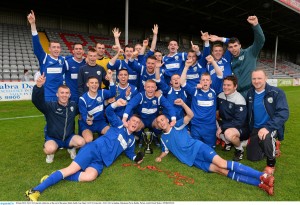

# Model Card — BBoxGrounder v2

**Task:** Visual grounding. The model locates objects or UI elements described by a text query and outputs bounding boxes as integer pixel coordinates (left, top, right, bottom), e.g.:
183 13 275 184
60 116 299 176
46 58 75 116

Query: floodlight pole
125 0 129 45
274 35 278 71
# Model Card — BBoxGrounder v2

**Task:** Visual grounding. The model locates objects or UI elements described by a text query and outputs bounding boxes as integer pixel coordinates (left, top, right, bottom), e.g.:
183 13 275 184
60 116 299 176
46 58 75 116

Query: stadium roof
1 0 300 52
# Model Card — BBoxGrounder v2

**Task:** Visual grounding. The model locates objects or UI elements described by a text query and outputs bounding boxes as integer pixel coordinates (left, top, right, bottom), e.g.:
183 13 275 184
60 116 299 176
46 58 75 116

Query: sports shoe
25 189 40 201
222 143 232 151
260 175 275 187
233 149 244 161
264 166 275 175
46 154 54 163
275 141 281 157
67 148 77 159
40 175 49 183
259 183 274 196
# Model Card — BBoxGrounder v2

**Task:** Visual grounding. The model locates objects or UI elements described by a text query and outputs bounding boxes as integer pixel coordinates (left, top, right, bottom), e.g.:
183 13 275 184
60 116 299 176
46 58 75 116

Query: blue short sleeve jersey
160 119 202 166
32 34 65 101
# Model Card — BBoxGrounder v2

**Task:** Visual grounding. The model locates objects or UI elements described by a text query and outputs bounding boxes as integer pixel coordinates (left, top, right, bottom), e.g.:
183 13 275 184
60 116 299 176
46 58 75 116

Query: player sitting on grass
155 98 275 195
25 99 144 201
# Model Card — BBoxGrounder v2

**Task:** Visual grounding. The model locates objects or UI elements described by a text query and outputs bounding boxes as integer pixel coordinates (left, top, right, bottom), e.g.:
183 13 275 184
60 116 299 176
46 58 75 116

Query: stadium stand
0 22 299 82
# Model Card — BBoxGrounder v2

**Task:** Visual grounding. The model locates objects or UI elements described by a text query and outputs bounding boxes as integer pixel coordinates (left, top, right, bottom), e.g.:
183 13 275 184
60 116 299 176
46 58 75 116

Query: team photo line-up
25 10 289 201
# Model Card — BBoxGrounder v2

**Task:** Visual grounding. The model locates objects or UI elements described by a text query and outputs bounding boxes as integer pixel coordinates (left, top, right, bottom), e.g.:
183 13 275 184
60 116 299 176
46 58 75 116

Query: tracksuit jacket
246 83 289 141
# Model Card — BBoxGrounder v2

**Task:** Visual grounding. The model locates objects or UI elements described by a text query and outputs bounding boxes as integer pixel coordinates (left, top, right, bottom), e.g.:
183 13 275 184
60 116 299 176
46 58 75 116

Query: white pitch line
0 115 44 121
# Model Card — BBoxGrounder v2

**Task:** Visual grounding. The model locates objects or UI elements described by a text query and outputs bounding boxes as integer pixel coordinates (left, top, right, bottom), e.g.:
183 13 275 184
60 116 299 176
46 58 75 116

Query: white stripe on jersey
88 105 104 115
118 134 128 149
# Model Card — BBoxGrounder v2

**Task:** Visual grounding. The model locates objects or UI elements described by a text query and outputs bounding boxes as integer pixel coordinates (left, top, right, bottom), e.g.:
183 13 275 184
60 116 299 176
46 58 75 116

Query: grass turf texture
0 86 299 201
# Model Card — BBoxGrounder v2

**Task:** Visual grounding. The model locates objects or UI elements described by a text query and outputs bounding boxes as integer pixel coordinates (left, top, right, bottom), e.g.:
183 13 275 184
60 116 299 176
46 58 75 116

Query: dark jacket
246 83 289 140
32 85 78 140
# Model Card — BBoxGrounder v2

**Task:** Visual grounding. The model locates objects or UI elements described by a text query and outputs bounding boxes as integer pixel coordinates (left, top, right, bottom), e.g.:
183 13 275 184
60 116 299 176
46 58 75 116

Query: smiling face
127 115 141 133
57 86 71 106
156 115 170 132
251 70 267 92
87 77 99 94
144 80 157 98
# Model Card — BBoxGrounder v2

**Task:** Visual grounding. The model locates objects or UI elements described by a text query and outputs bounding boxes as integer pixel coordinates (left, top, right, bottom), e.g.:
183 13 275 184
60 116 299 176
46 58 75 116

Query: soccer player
155 99 275 196
32 73 86 164
155 63 187 120
128 55 162 92
108 44 139 87
216 75 249 161
122 79 177 147
64 43 86 103
180 57 222 148
245 68 289 174
227 16 265 98
106 69 138 119
77 48 108 97
95 42 111 89
78 73 116 143
27 10 65 101
25 99 144 201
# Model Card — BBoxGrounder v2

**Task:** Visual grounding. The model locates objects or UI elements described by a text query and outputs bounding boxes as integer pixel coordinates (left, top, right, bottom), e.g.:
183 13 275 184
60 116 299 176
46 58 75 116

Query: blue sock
64 171 81 182
33 171 63 193
227 171 261 186
227 161 263 179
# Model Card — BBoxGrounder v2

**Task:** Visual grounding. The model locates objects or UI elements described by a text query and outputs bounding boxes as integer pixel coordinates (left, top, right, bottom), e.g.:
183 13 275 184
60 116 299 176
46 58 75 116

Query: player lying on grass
155 98 275 195
25 99 144 201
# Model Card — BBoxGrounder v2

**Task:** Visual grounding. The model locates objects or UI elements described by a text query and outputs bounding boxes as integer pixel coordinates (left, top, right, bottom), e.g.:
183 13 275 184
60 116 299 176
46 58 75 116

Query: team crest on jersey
267 97 273 103
70 106 74 112
97 71 101 75
239 107 243 112
175 56 179 61
152 100 157 105
229 103 233 109
97 97 102 102
208 93 213 98
239 55 244 61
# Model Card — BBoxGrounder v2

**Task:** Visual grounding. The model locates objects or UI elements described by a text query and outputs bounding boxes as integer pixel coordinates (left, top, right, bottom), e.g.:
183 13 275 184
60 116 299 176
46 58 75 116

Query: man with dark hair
246 68 289 174
227 16 265 98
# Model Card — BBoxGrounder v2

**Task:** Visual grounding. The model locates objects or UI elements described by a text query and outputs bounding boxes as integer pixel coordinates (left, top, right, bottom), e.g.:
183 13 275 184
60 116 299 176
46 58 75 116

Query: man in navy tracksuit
32 74 86 164
246 68 289 174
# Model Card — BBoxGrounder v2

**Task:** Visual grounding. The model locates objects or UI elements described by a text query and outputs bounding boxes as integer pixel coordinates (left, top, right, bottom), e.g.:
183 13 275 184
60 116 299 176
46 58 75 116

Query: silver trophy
142 130 154 154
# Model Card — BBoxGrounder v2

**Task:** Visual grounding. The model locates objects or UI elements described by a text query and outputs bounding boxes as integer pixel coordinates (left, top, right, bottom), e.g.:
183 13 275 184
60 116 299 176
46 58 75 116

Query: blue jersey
207 56 232 95
78 84 116 122
114 83 138 119
93 104 137 167
128 60 158 92
186 63 207 88
32 34 65 101
108 59 139 87
64 57 86 102
162 52 187 78
160 119 202 166
123 92 176 127
182 84 217 127
157 79 187 120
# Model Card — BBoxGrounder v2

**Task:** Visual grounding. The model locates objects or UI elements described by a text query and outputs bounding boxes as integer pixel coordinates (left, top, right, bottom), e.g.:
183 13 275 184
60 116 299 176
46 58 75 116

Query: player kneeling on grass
32 73 86 163
25 99 144 201
155 98 275 195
